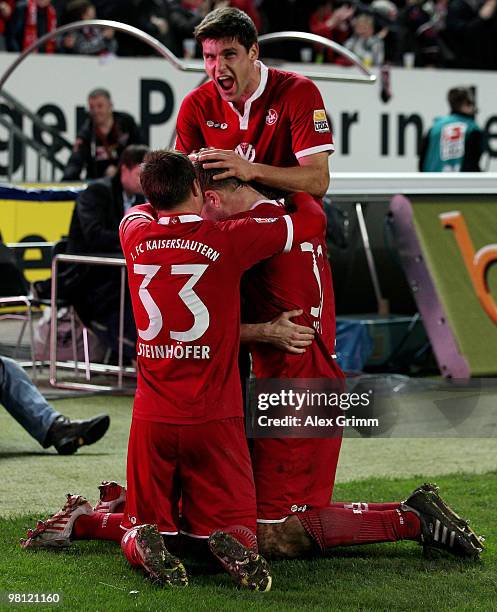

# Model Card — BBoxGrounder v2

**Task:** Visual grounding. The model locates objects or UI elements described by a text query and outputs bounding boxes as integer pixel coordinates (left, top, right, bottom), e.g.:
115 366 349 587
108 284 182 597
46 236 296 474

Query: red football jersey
119 204 310 424
238 201 344 380
175 61 334 164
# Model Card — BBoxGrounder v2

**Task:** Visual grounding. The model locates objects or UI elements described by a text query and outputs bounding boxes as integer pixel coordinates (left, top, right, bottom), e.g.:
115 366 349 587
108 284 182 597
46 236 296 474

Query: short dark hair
194 161 242 195
140 150 196 211
119 144 149 170
194 7 258 51
448 87 475 113
88 87 112 101
196 161 285 200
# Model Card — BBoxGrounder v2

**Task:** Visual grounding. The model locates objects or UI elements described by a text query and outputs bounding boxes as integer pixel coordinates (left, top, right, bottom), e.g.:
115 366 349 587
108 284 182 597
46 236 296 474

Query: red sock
121 527 142 567
223 525 258 552
298 507 421 550
72 512 125 543
330 501 401 512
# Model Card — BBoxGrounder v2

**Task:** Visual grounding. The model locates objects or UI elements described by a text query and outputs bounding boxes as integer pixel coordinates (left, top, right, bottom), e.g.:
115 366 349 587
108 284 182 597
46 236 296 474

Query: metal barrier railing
0 89 73 151
49 253 133 392
0 114 65 181
0 89 73 181
0 21 376 91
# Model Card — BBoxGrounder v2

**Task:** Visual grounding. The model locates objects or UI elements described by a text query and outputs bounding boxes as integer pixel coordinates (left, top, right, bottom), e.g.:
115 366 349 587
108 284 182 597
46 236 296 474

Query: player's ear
204 189 221 209
248 43 259 61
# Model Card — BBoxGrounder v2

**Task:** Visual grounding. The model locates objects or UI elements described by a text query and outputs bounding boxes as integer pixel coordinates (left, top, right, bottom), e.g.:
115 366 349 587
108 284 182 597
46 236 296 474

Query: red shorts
252 436 342 522
122 417 257 537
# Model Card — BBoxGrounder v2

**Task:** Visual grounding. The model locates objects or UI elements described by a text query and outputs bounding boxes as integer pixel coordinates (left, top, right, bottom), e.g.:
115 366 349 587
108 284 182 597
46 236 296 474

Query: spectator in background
62 88 145 181
370 0 400 64
228 0 262 31
165 0 211 57
51 0 67 20
91 0 127 20
309 1 354 63
446 0 497 70
6 0 58 53
0 355 110 454
60 0 118 57
419 86 485 172
262 0 317 60
132 0 262 59
344 12 385 67
114 0 260 59
115 0 173 56
397 0 449 67
0 1 14 51
65 145 149 362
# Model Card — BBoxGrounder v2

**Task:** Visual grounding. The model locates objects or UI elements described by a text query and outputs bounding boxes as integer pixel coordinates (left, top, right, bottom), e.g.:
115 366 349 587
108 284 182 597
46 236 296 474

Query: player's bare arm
240 310 315 354
198 150 330 198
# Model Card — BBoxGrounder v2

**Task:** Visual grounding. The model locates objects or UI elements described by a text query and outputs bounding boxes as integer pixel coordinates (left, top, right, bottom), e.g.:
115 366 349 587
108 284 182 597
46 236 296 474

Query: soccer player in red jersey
172 9 482 562
175 7 333 199
20 150 330 588
22 158 484 568
196 166 485 561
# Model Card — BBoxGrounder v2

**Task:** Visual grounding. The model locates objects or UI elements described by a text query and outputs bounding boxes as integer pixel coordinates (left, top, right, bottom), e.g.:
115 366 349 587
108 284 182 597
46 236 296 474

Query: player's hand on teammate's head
198 149 257 183
265 310 315 354
188 147 215 162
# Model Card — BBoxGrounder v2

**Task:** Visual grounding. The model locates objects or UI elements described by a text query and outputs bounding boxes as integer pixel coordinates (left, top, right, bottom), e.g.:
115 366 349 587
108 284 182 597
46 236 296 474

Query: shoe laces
27 494 82 538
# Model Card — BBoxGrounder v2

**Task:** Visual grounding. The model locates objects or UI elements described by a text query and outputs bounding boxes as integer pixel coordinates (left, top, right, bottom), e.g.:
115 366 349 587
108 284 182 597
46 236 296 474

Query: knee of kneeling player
257 518 313 559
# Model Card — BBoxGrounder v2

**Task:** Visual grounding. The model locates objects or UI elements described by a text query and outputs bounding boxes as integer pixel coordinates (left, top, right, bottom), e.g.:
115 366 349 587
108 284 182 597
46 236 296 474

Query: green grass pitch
1 396 496 611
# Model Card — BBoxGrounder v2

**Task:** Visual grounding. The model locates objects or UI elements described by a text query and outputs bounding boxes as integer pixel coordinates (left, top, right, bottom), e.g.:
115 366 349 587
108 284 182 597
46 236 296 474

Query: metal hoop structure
0 20 376 91
0 20 183 90
258 31 376 83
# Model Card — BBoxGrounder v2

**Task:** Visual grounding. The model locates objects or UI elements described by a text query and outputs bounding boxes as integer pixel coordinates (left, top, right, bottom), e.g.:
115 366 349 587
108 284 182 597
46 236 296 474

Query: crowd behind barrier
0 0 495 70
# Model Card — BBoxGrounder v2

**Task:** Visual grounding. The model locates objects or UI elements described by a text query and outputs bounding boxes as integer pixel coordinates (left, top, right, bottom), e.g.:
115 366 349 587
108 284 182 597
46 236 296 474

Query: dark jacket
67 175 124 255
63 111 145 181
446 0 497 70
164 0 204 57
65 175 141 324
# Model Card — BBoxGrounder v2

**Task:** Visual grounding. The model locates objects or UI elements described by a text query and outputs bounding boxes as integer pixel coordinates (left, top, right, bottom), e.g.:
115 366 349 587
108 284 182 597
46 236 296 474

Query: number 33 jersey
119 204 295 424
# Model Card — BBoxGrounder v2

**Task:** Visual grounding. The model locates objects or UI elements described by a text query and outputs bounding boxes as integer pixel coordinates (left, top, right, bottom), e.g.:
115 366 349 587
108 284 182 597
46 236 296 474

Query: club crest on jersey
313 109 330 133
235 142 256 162
253 217 278 223
206 120 228 129
265 108 278 125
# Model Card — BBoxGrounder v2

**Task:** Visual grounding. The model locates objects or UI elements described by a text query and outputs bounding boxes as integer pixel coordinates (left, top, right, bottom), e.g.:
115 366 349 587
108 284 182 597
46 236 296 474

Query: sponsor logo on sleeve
253 217 278 223
313 109 330 133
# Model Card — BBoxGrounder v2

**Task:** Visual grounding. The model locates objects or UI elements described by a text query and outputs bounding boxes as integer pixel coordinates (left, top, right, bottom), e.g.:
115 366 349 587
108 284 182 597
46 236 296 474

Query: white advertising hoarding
0 52 495 177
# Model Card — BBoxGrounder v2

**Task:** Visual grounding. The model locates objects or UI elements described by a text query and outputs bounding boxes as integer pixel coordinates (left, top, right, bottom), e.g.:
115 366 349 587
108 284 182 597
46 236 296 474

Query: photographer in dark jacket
65 145 149 360
418 87 484 172
62 88 145 181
